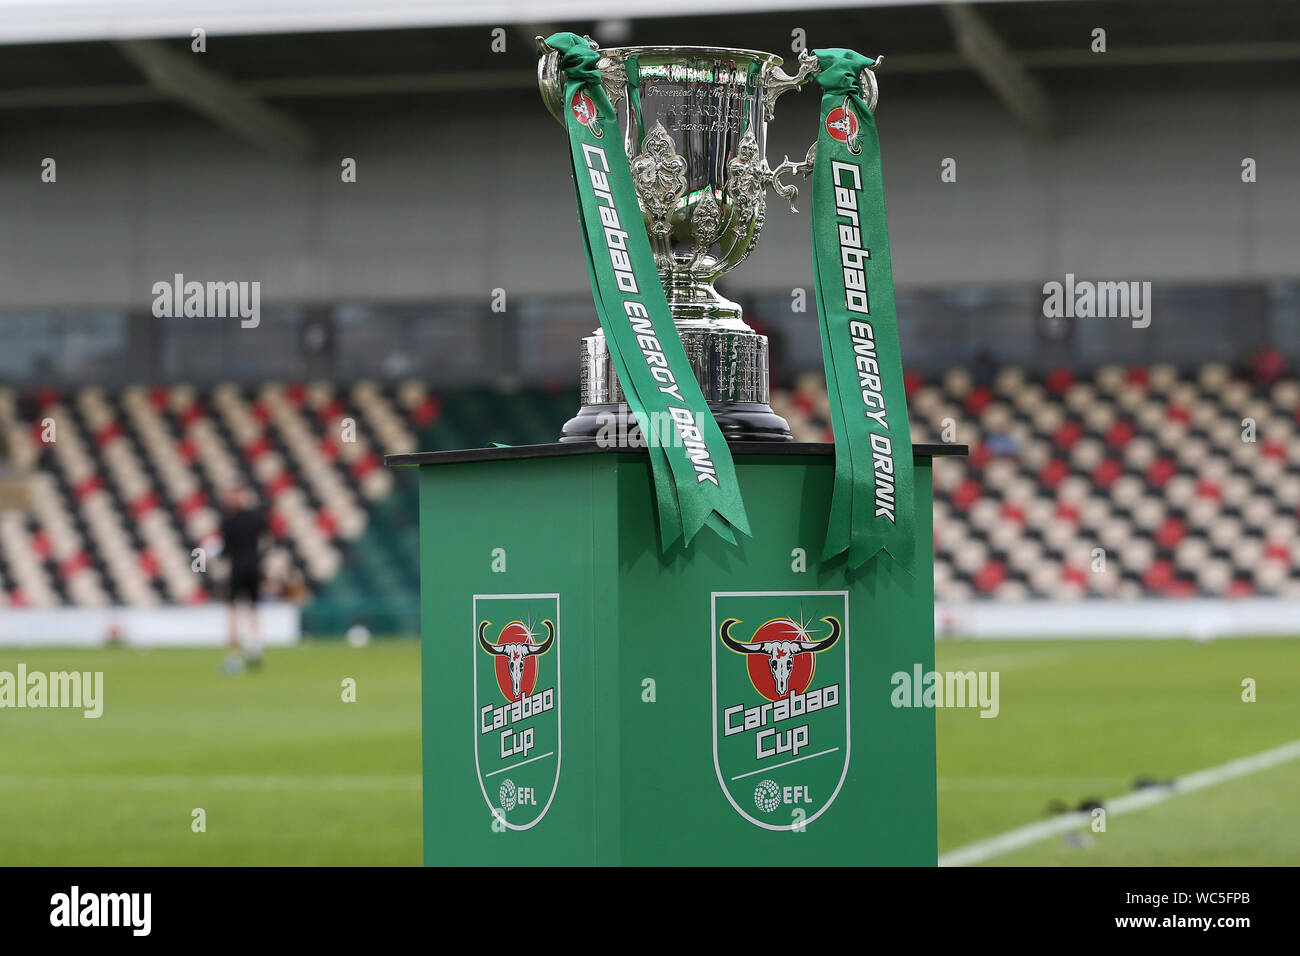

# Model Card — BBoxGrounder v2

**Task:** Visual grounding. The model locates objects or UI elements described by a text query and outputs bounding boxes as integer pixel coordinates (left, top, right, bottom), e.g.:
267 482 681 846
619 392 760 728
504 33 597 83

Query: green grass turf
935 637 1300 865
0 641 421 865
0 636 1296 865
985 759 1300 866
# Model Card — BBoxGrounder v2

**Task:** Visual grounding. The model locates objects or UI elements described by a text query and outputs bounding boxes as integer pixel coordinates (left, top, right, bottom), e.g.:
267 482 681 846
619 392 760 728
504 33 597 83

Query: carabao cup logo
712 592 851 831
473 594 561 830
720 616 841 701
825 97 861 154
570 90 603 138
477 619 554 702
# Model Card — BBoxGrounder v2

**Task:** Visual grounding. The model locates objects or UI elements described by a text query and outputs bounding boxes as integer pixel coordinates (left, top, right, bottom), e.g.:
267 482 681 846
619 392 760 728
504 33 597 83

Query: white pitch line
938 776 1131 792
939 738 1300 867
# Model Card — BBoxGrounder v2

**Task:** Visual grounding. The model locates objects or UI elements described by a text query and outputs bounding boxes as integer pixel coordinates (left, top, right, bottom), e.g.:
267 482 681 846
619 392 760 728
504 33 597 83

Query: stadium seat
1 363 1297 614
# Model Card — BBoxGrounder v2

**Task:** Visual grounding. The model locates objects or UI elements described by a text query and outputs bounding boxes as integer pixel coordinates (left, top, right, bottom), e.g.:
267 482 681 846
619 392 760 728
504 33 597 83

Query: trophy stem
660 273 746 328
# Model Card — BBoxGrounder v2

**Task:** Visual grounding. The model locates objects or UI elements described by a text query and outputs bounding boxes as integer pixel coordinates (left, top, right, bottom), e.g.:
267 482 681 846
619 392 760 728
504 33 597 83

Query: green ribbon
809 48 916 572
545 33 750 549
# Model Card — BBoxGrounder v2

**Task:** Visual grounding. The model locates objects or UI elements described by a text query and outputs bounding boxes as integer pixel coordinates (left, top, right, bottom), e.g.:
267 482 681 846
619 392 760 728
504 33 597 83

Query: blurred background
0 0 1296 865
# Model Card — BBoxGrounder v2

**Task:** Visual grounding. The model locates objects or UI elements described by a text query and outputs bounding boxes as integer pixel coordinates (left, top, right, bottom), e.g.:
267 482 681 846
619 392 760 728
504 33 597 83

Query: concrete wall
936 598 1300 639
0 602 301 647
0 83 1296 311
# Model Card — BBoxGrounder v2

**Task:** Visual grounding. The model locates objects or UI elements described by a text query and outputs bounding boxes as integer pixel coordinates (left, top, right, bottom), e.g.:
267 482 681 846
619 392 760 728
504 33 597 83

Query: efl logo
473 594 561 830
752 778 817 816
497 778 539 811
712 591 851 831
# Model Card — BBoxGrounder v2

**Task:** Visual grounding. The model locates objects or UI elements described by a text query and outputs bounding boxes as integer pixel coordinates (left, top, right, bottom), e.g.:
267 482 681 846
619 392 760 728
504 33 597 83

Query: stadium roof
0 0 1031 45
0 0 1296 155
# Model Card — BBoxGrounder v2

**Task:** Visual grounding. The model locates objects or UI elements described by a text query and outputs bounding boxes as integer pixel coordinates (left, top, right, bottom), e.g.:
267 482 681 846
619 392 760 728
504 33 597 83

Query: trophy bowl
539 40 823 443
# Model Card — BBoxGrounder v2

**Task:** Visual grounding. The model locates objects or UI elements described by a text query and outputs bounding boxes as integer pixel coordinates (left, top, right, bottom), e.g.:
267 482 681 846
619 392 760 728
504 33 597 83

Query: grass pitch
0 636 1295 865
0 642 421 865
935 637 1300 865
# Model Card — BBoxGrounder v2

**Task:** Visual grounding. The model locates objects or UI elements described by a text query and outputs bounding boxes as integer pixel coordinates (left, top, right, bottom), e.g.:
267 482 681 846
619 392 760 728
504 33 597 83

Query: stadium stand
777 362 1300 602
0 362 1297 631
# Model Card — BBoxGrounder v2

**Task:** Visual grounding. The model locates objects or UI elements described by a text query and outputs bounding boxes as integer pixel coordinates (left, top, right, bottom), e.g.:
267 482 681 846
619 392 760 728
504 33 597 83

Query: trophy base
560 402 793 444
566 327 791 442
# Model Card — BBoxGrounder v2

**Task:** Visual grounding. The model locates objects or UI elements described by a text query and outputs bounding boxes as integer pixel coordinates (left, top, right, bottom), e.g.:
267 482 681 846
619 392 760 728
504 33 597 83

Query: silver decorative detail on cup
631 122 688 263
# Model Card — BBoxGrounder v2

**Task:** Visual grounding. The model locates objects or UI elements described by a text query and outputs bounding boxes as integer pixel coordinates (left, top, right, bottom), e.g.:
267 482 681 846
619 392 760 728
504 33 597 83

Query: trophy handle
759 49 821 123
536 35 627 127
536 35 574 124
761 55 884 213
767 144 818 213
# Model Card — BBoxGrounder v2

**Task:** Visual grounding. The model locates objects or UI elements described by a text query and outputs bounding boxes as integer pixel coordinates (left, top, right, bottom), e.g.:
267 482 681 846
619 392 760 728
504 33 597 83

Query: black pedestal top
386 441 968 468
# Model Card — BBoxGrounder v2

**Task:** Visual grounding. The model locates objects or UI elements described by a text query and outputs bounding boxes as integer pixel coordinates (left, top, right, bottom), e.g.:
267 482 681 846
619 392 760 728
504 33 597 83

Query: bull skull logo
570 90 603 138
478 619 556 701
720 615 842 698
825 97 862 155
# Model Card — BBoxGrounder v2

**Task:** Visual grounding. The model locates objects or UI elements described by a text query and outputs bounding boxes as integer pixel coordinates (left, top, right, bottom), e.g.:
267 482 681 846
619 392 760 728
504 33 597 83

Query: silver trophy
538 39 863 442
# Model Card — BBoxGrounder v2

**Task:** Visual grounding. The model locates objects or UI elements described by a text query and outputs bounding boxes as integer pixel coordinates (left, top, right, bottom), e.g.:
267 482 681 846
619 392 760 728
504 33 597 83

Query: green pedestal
388 442 959 865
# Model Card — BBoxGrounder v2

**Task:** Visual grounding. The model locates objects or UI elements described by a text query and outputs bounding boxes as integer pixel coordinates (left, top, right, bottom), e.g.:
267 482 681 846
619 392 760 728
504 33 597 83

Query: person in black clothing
219 487 268 672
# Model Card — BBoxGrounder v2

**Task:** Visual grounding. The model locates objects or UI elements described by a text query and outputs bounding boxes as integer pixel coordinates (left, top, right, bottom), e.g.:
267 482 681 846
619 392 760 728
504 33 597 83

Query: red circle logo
570 91 600 134
825 105 859 145
492 621 541 702
745 619 819 702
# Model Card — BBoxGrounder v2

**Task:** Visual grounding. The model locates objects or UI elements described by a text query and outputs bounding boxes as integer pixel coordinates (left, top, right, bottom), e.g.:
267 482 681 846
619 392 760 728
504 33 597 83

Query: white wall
936 598 1300 639
0 602 301 647
0 84 1295 310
